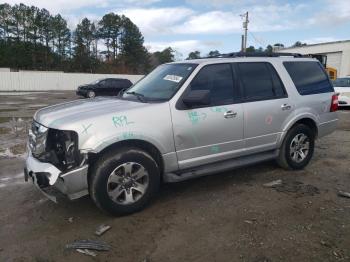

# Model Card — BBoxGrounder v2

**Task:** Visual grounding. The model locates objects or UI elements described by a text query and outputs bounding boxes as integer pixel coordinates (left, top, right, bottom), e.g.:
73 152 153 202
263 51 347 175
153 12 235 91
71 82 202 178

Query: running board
163 150 279 183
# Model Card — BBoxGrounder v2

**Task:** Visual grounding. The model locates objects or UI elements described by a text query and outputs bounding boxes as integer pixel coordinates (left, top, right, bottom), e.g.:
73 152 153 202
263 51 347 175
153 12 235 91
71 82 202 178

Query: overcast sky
3 0 350 57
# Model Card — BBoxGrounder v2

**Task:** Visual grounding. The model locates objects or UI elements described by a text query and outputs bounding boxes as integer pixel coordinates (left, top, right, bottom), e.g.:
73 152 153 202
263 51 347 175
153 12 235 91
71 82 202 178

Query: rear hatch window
283 61 334 95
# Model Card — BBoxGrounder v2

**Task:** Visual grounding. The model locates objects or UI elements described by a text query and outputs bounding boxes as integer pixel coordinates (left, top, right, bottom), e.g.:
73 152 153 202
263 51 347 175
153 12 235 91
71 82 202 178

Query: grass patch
0 117 10 124
0 109 18 113
10 144 26 155
0 127 11 134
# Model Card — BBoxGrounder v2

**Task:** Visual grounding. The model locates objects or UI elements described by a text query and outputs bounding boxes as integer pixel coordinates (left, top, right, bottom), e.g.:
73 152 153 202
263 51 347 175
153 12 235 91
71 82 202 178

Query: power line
248 31 267 47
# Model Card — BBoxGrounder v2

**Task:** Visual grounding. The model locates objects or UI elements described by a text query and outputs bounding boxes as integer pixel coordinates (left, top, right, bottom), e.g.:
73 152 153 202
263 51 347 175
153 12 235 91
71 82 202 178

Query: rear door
283 61 336 136
170 63 244 169
235 62 293 153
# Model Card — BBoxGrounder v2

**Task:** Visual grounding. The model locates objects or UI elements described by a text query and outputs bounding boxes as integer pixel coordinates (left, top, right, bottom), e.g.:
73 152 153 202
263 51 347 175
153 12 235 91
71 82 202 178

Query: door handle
281 104 291 111
224 110 237 118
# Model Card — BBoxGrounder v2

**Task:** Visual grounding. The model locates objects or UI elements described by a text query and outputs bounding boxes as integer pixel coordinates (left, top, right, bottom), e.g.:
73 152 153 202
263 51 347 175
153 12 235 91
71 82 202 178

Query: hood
78 84 91 89
34 97 147 128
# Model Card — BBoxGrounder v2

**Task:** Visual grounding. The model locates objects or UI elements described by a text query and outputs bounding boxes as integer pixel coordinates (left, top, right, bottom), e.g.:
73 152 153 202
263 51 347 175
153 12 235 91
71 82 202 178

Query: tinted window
122 79 132 88
237 62 286 101
189 63 234 106
105 79 114 87
111 79 121 87
284 61 334 95
98 80 106 87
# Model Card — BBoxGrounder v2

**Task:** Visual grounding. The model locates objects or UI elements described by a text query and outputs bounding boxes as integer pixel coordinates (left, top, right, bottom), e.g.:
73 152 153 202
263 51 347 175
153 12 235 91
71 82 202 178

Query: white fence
0 71 144 91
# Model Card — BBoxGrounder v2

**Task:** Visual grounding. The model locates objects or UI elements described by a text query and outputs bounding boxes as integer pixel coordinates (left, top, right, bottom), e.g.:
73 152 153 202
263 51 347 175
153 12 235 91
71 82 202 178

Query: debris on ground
95 224 111 236
68 217 74 223
76 249 97 257
264 180 320 197
263 179 282 188
274 181 320 196
338 191 350 199
66 239 110 251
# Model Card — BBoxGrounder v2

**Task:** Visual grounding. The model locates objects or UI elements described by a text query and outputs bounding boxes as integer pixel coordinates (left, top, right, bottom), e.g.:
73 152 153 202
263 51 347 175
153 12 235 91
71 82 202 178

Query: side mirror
182 90 210 107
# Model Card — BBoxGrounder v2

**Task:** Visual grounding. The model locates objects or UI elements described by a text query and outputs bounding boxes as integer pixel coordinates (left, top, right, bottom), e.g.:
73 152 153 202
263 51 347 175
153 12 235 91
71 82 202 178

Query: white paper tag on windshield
163 75 183 83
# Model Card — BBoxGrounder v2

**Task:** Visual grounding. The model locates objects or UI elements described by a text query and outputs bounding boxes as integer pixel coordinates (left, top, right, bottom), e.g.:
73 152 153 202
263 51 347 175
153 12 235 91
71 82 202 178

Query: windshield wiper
126 91 146 102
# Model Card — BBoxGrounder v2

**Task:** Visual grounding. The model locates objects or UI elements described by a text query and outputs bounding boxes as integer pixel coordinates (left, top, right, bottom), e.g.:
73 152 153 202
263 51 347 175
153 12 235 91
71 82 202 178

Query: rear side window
190 63 235 106
283 61 334 95
236 62 286 101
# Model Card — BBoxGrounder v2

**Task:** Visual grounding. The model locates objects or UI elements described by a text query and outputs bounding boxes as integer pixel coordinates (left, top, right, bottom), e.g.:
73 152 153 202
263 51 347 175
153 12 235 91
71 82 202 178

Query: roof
281 40 350 51
171 56 316 65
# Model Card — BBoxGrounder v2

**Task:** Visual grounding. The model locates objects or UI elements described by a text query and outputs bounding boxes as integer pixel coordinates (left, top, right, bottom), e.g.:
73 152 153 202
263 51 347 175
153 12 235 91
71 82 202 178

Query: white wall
280 41 350 77
0 71 144 91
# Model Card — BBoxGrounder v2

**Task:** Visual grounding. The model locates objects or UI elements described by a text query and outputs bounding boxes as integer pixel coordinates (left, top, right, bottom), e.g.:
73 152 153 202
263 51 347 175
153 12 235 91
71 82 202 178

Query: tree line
0 3 175 74
186 41 308 60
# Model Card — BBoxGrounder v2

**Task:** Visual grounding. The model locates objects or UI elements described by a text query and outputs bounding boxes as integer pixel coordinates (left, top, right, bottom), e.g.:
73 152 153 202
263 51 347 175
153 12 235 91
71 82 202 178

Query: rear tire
89 147 160 215
277 124 315 170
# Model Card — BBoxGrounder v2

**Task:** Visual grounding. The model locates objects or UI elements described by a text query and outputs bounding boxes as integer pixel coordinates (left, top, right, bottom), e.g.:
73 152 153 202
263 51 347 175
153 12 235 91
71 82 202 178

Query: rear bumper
318 118 338 138
25 148 89 202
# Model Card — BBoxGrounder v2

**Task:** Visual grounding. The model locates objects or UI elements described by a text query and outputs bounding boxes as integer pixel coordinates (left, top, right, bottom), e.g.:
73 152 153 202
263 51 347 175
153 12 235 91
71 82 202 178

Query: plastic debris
263 179 282 188
76 249 97 257
338 191 350 199
66 240 110 251
68 217 74 223
95 224 111 236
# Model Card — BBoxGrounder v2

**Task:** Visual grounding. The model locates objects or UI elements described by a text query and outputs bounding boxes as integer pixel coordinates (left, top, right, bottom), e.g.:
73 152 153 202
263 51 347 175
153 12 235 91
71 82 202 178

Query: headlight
29 121 48 157
46 129 80 171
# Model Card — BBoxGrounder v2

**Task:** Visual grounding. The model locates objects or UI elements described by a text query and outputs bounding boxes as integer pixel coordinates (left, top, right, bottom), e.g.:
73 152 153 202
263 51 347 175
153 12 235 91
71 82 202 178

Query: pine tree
120 16 149 73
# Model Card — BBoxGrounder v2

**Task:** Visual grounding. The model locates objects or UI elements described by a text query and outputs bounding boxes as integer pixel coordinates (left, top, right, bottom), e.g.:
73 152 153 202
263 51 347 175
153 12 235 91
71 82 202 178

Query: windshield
122 63 197 102
90 79 101 85
332 78 350 87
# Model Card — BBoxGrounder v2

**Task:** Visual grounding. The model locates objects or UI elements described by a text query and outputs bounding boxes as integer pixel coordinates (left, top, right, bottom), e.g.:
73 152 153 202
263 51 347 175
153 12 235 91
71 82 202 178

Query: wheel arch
87 139 164 179
279 116 318 146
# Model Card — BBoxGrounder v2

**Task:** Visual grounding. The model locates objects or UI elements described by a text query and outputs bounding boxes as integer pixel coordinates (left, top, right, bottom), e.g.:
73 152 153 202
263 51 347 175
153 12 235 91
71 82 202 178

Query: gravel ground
0 91 350 262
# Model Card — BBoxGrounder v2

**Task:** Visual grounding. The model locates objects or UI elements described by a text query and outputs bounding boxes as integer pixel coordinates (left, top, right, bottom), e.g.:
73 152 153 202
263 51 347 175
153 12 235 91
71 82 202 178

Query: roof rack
204 52 305 59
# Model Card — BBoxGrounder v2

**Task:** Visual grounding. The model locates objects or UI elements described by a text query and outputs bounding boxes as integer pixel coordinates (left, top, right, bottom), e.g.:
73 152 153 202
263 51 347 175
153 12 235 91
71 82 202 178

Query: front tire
87 90 95 98
277 124 315 170
89 147 160 215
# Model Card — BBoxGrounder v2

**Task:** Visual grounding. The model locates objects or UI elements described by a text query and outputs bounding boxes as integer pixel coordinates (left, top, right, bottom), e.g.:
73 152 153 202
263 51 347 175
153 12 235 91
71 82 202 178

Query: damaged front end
25 121 89 202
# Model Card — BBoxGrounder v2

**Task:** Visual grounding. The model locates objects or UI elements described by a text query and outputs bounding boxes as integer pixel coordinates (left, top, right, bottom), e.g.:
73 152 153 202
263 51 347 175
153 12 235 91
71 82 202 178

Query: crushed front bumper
25 149 89 203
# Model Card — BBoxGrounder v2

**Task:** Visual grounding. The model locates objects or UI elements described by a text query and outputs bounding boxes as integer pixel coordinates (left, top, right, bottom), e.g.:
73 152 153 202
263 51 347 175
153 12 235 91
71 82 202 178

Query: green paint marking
112 115 134 128
119 132 144 140
188 111 207 125
82 124 92 134
210 145 220 153
210 106 228 113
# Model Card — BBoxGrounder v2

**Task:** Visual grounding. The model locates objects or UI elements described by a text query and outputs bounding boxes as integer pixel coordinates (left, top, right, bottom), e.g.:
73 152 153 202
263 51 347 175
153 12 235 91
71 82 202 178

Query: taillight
330 94 338 112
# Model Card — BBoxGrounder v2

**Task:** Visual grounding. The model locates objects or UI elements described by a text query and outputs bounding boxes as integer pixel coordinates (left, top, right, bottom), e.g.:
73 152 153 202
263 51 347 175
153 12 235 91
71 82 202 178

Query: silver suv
25 54 338 215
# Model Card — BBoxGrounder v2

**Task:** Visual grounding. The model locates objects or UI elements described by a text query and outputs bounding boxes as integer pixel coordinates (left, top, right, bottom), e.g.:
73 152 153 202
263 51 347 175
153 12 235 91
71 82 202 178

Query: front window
122 63 197 102
333 78 350 87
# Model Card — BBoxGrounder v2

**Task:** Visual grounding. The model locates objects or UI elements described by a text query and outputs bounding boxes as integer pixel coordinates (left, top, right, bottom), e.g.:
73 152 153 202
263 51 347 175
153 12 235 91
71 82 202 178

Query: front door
170 63 244 170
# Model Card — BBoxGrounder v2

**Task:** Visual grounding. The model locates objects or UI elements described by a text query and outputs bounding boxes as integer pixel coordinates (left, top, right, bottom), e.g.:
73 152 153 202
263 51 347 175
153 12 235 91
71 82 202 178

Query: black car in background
76 78 133 98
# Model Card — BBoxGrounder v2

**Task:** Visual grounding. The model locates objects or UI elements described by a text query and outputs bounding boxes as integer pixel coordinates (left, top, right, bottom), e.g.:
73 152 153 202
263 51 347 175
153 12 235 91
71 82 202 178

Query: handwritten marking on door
188 111 207 125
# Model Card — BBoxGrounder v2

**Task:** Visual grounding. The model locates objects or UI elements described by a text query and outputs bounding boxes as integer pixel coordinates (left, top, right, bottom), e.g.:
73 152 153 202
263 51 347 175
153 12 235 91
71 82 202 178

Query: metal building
280 40 350 77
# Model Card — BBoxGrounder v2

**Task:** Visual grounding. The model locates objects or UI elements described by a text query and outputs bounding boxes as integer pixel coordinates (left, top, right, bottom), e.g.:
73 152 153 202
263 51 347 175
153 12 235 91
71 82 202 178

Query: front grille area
28 120 82 171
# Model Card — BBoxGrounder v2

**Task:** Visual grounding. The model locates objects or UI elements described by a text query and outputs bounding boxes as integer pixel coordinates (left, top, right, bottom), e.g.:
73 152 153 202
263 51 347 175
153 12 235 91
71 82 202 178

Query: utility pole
241 11 249 52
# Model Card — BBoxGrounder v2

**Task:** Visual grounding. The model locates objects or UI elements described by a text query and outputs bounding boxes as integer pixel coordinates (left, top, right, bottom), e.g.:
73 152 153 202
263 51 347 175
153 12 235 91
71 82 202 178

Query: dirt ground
0 91 350 262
